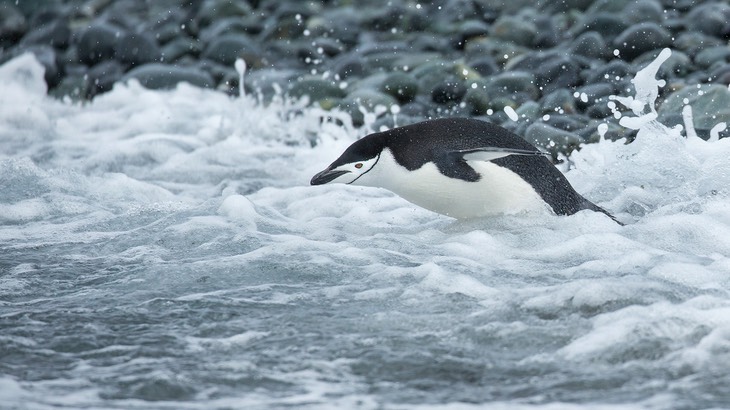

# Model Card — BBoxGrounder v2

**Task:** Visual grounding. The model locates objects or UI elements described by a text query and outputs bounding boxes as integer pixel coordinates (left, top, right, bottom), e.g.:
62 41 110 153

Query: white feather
352 148 548 219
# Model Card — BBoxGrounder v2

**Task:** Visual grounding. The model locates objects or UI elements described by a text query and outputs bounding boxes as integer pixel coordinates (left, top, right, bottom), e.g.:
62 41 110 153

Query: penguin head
310 137 383 186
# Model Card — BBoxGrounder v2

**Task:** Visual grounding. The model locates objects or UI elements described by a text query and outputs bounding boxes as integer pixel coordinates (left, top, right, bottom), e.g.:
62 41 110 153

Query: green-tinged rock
613 22 672 61
525 123 583 154
658 84 730 139
694 46 730 70
490 15 538 47
515 101 540 122
380 72 419 104
541 89 577 115
123 64 215 89
483 71 539 101
337 89 398 126
463 87 491 115
287 76 347 102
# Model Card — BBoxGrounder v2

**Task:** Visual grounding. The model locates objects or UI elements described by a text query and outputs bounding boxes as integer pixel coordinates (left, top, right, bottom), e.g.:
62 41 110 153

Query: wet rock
0 3 27 46
490 15 537 47
658 84 730 137
570 31 611 60
380 72 419 104
454 19 490 49
202 33 260 67
483 71 539 101
625 0 664 24
431 79 467 104
585 60 634 85
613 22 673 61
468 56 499 77
525 122 583 154
694 46 730 70
673 32 724 58
541 89 577 115
574 83 615 110
709 65 730 85
196 0 253 28
572 12 629 41
86 60 124 97
337 89 398 126
686 2 730 39
161 37 203 63
511 53 583 94
115 33 161 66
123 63 215 89
20 19 70 49
463 87 491 115
287 76 347 102
78 23 122 66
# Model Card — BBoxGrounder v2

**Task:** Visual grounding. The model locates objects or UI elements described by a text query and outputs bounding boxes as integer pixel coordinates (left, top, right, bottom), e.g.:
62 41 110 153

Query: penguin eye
354 163 363 169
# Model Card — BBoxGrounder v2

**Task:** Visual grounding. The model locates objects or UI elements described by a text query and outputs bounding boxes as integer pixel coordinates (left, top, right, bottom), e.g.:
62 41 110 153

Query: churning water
2 51 730 409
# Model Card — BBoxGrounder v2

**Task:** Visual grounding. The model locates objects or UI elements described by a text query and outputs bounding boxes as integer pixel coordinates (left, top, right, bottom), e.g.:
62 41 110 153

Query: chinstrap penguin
311 117 620 224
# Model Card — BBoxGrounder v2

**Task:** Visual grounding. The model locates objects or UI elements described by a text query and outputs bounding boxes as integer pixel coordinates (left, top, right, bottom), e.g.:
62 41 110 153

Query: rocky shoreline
2 0 729 152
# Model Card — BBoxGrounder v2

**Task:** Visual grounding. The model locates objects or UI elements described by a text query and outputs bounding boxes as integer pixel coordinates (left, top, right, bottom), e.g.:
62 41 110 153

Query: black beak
310 169 350 185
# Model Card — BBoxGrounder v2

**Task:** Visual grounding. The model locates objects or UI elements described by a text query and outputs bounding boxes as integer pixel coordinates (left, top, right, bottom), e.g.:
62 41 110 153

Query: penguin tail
583 200 624 226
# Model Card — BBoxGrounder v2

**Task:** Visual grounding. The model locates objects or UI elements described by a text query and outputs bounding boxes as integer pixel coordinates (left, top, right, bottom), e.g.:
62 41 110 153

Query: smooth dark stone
287 76 347 101
658 84 730 131
431 79 467 104
85 60 124 97
575 83 615 110
482 71 539 101
694 46 730 70
525 122 583 154
454 19 490 49
490 15 537 47
686 2 730 38
78 23 122 66
463 87 491 115
532 15 560 49
709 65 730 85
570 31 610 60
380 72 419 104
202 33 262 67
123 63 215 89
0 2 27 46
244 68 299 100
673 32 723 58
195 0 253 28
613 22 673 61
332 54 369 80
20 18 70 48
161 37 203 63
512 53 583 94
572 12 629 41
585 60 634 84
540 89 577 115
468 56 499 77
198 17 261 43
336 89 398 126
115 33 161 66
541 113 589 132
625 0 664 23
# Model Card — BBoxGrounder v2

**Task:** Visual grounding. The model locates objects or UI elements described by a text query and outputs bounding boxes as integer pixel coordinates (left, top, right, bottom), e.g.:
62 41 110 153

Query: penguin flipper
456 147 547 162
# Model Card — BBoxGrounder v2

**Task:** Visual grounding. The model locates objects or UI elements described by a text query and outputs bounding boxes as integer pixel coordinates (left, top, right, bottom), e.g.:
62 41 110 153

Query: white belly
356 150 548 219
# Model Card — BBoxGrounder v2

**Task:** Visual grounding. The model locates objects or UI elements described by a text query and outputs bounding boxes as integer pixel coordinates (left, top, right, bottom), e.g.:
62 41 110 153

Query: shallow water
1 53 730 409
